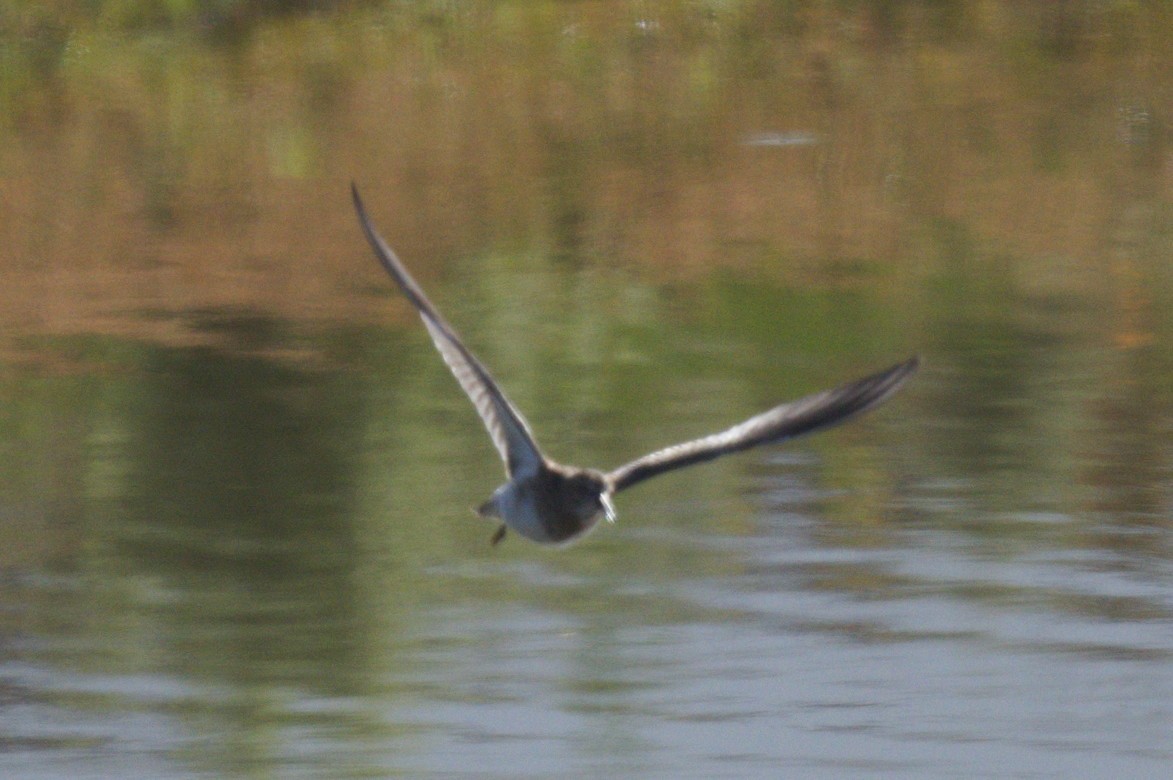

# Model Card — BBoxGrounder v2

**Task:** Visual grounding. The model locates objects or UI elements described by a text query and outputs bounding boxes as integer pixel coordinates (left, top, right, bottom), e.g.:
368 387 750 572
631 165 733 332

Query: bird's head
563 468 617 525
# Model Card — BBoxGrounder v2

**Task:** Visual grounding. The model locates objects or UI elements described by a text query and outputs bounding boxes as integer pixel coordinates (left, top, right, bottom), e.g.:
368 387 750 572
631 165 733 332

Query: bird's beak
601 493 617 523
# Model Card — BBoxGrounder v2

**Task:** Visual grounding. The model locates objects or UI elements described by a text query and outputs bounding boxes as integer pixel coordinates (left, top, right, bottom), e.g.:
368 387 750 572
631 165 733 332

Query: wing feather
352 185 544 478
606 357 919 493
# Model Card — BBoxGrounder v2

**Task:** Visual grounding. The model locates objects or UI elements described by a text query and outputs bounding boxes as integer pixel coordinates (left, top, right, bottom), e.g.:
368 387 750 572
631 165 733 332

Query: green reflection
117 334 364 689
0 319 424 775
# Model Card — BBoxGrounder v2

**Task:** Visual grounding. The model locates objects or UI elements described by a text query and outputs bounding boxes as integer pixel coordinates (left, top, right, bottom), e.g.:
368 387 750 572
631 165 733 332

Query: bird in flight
352 185 918 547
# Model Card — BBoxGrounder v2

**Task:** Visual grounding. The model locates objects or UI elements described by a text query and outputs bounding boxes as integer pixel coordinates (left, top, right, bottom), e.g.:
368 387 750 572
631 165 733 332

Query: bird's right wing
352 185 544 478
606 357 918 493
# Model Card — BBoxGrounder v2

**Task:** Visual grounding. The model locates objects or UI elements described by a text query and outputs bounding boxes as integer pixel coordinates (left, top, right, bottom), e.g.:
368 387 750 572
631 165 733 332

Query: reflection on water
1 291 1168 778
1 2 1171 778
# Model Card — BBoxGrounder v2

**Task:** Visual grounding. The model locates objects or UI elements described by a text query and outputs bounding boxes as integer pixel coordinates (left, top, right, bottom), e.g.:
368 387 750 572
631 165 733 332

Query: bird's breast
484 474 601 545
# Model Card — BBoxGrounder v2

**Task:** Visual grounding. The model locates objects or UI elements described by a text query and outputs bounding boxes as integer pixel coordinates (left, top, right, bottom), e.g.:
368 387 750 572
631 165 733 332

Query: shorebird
352 185 918 547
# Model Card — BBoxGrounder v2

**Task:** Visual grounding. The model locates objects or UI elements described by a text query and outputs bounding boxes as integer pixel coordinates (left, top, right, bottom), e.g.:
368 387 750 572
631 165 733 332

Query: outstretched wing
352 185 544 478
606 357 918 493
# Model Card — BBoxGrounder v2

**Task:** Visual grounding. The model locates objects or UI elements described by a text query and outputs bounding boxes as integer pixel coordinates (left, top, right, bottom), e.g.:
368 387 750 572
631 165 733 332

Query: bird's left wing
606 357 918 493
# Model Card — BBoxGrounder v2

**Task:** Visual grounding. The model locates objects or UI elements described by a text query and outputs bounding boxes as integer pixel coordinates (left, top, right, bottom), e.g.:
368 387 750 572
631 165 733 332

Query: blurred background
0 2 1169 778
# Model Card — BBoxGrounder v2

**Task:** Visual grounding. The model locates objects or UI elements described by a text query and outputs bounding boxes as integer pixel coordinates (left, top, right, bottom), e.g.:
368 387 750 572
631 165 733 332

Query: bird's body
478 463 613 546
352 185 918 546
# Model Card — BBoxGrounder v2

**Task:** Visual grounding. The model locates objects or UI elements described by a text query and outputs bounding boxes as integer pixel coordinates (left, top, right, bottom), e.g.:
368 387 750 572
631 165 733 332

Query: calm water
1 3 1170 778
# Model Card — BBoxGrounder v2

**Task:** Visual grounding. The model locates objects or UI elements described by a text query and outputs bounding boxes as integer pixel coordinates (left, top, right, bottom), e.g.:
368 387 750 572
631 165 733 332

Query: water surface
1 3 1170 778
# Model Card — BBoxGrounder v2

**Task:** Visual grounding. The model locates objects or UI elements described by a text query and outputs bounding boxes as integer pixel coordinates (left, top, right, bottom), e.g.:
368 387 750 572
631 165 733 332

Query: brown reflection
0 3 1168 341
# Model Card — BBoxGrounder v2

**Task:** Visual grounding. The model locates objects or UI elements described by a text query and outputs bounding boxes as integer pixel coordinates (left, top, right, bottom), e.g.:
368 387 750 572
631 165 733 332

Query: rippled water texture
1 3 1170 778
